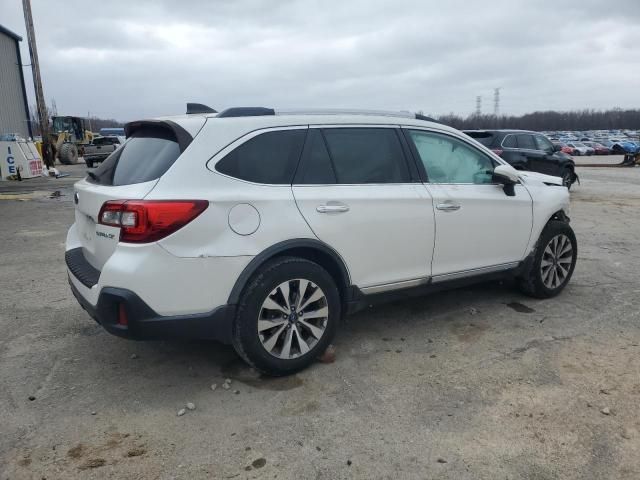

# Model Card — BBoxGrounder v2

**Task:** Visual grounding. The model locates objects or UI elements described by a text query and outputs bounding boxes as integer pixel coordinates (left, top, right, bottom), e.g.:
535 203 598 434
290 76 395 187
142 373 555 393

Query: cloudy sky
2 0 639 121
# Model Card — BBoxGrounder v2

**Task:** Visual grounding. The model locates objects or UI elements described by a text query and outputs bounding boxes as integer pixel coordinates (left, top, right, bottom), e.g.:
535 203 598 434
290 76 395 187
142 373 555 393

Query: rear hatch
73 119 201 271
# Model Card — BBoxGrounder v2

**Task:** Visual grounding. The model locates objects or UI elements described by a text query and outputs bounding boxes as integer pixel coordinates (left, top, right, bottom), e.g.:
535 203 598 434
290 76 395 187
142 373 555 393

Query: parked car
463 130 577 188
600 139 639 154
552 142 576 155
66 107 577 375
582 141 610 155
565 142 594 156
84 136 125 168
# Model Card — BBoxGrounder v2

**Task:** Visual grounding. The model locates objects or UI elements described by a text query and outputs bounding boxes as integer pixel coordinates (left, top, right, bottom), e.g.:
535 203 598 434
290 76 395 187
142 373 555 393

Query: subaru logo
74 192 79 205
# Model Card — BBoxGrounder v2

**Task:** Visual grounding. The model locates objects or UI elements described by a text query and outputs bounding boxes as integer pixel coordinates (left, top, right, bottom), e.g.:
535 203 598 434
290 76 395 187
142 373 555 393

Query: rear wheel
517 221 577 298
232 257 340 376
85 158 94 168
58 143 78 165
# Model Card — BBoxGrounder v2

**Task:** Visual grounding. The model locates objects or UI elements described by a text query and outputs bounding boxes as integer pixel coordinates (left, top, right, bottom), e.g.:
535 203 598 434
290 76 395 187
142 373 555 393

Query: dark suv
463 130 577 188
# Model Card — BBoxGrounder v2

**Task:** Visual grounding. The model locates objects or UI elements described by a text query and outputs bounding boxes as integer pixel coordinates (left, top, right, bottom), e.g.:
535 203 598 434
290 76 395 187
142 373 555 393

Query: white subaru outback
66 106 577 376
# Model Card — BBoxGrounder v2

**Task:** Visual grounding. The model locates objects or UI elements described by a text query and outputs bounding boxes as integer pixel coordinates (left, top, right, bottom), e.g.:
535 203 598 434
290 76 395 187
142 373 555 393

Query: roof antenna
186 103 217 114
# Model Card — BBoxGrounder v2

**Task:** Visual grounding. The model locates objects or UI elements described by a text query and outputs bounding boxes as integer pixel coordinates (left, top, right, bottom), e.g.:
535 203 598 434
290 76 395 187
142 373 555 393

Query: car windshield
573 143 586 148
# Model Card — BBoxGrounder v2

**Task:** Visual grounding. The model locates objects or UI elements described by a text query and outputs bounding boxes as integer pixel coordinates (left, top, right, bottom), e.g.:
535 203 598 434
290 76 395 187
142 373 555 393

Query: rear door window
215 129 306 184
294 129 337 184
516 134 537 150
321 128 410 184
90 127 181 186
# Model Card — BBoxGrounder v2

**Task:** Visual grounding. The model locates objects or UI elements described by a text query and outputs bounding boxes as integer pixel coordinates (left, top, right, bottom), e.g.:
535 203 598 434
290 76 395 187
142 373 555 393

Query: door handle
436 203 461 212
316 204 350 214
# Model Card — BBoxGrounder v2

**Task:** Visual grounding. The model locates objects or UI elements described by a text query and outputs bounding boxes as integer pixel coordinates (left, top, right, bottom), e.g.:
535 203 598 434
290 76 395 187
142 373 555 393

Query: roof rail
208 106 438 121
274 108 417 119
415 113 437 122
186 103 217 114
217 107 275 118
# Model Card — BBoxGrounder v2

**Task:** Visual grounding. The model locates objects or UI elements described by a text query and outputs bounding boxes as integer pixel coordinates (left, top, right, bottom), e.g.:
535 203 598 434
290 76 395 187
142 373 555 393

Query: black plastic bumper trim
68 277 236 344
65 248 100 288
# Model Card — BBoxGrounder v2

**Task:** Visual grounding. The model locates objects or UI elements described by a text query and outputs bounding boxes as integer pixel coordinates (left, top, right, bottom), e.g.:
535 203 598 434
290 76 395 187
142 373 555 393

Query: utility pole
22 0 54 169
475 96 482 116
493 87 501 117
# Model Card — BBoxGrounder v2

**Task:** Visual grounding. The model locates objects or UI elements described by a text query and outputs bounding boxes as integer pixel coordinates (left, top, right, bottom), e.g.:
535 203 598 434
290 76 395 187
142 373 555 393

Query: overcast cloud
2 0 639 121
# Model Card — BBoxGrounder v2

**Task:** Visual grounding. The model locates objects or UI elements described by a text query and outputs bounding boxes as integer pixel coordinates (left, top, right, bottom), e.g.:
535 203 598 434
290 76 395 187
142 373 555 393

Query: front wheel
232 257 340 376
562 167 574 190
517 221 577 298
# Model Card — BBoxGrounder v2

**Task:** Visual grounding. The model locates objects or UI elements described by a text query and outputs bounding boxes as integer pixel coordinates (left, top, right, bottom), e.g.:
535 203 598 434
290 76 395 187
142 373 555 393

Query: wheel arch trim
227 239 352 305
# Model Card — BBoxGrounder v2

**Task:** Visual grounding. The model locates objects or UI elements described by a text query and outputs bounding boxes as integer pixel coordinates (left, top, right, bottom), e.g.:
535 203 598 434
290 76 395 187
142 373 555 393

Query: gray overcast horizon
2 0 639 122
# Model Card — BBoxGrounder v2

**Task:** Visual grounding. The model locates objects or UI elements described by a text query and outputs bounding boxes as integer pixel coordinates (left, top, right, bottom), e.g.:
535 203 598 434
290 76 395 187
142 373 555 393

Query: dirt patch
126 447 147 457
450 321 489 342
67 444 85 459
78 458 106 470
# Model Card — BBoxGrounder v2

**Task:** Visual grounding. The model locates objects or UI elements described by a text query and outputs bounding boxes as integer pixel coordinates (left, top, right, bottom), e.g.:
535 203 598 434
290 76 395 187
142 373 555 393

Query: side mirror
492 164 519 197
553 144 562 152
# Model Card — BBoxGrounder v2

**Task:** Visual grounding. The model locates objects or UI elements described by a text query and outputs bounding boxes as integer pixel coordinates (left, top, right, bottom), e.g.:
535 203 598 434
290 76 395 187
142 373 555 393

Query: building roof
0 24 23 42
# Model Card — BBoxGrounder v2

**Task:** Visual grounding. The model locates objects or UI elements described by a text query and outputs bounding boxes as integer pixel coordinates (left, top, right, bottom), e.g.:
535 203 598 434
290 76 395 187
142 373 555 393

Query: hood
517 170 564 186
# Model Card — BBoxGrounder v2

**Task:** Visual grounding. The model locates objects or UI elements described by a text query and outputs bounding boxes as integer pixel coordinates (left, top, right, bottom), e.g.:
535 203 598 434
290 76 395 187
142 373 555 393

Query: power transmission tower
475 96 482 116
22 0 54 168
493 88 501 117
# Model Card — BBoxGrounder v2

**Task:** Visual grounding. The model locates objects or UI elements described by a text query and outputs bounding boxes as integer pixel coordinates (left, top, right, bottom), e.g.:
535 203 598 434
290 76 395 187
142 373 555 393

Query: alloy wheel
540 234 573 289
257 279 329 359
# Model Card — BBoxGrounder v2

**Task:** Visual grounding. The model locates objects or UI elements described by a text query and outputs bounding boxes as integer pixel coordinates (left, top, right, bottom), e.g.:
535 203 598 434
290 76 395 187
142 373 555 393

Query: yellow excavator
49 116 94 165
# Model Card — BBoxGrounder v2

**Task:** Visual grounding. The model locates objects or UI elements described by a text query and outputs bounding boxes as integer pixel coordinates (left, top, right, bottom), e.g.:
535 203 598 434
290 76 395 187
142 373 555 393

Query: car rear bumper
65 244 238 343
68 276 236 343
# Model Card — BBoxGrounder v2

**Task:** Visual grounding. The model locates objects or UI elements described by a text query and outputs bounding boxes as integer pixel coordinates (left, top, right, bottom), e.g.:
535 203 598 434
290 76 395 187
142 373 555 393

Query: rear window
90 127 181 186
463 131 495 147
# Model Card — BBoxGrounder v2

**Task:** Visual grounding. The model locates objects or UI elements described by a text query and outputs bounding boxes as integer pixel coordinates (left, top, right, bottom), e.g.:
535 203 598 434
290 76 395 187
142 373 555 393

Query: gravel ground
1 164 639 480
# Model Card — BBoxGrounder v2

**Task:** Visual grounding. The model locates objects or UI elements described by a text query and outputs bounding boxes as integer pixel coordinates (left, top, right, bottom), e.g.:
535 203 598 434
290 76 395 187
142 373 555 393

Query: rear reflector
98 200 208 243
118 303 128 326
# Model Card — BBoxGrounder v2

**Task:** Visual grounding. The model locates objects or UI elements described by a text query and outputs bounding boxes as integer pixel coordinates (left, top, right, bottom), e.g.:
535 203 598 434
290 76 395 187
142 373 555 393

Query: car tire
517 220 577 299
85 159 93 168
562 167 574 190
232 256 341 376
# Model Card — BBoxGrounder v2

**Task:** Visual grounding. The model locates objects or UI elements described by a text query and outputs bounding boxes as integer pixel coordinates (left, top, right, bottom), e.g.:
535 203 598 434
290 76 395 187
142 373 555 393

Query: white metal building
0 24 31 139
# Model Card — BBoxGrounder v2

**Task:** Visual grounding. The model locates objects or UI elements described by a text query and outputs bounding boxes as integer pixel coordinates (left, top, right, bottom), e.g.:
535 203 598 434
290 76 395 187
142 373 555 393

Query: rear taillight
491 148 504 156
98 200 208 243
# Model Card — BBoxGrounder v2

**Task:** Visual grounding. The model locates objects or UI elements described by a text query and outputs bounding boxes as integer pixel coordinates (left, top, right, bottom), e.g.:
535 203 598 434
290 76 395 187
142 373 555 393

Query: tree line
431 108 640 131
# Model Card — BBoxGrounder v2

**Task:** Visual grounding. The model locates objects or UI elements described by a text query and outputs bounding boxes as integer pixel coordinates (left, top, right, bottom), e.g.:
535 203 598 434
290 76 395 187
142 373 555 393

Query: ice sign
6 146 16 175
